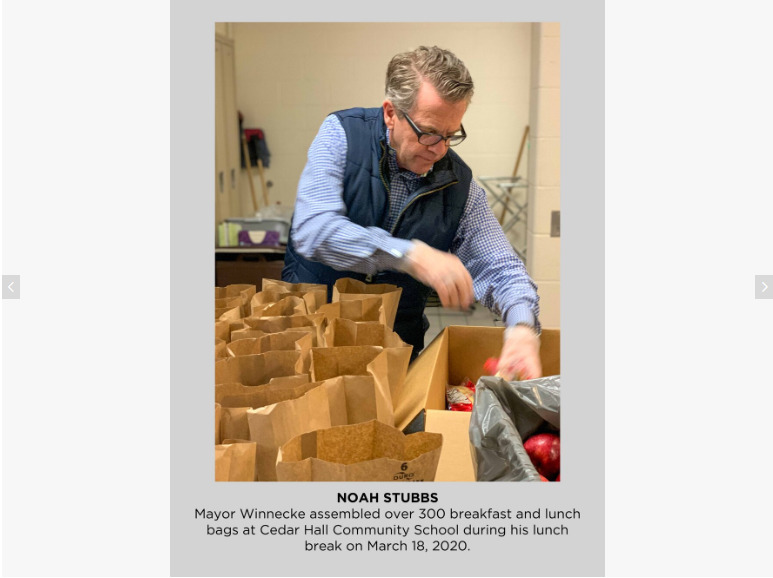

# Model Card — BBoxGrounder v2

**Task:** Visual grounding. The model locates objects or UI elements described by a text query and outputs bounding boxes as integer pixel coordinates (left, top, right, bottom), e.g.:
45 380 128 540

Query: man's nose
427 139 449 154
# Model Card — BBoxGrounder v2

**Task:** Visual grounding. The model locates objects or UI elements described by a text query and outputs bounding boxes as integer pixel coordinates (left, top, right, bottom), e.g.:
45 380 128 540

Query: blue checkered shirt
291 114 540 329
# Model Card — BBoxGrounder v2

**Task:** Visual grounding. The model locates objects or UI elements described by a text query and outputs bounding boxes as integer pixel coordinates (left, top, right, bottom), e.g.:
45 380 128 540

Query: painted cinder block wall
527 22 561 329
229 22 531 214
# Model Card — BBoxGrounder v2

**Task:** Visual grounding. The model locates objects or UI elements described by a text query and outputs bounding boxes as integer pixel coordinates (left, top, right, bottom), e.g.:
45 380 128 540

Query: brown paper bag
262 279 327 294
310 345 382 382
321 375 394 427
215 440 257 481
366 346 412 411
250 288 290 308
215 296 243 313
276 420 442 482
215 319 230 342
310 346 411 409
300 291 328 314
243 314 326 347
227 332 313 374
215 403 222 445
228 327 267 342
245 372 395 481
250 296 308 318
251 288 327 314
215 350 304 386
218 376 319 481
216 305 242 322
332 278 402 330
215 375 314 408
215 338 231 360
247 385 331 481
215 284 257 316
317 297 385 328
220 407 251 441
215 319 247 343
323 318 409 348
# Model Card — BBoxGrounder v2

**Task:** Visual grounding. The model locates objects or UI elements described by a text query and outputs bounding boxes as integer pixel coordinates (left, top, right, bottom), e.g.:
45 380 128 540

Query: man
282 45 541 380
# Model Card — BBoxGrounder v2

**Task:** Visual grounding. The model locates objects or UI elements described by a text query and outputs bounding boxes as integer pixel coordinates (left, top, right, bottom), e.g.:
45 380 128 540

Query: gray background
171 0 604 575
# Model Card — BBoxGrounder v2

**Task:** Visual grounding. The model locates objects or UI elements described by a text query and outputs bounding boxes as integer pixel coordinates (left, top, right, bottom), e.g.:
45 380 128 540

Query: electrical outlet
551 211 560 237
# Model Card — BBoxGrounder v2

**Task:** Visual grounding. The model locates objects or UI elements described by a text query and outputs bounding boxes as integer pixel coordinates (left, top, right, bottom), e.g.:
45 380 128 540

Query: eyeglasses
400 111 466 147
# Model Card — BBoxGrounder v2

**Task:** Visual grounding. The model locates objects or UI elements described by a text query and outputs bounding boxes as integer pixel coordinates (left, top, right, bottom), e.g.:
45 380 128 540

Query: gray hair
385 46 474 114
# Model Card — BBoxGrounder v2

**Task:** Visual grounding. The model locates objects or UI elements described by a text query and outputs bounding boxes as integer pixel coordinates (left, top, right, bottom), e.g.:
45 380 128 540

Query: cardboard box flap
394 328 448 430
539 329 561 377
424 410 475 482
396 325 561 433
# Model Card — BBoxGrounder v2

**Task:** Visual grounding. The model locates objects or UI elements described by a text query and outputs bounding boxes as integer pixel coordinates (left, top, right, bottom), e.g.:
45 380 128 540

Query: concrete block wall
527 22 561 329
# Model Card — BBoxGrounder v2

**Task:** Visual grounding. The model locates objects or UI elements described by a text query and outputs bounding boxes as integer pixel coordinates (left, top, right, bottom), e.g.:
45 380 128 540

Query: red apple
524 432 560 480
483 357 499 375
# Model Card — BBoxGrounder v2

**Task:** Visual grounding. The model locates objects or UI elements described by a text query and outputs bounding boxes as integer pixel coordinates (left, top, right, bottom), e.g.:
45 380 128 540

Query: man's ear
383 100 397 130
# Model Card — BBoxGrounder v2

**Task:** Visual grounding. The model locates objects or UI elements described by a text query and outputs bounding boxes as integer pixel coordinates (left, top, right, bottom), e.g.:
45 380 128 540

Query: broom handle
241 134 259 213
256 158 270 208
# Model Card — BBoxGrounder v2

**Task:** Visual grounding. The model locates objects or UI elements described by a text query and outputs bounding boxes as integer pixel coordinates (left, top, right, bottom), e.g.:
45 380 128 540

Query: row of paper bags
214 278 443 482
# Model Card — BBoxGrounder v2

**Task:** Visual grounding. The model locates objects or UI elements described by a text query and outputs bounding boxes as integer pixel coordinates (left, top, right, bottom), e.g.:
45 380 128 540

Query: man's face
383 81 467 175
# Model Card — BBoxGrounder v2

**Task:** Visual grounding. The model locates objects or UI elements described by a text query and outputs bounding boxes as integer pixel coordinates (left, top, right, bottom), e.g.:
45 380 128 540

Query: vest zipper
389 181 459 235
379 142 460 236
378 142 391 228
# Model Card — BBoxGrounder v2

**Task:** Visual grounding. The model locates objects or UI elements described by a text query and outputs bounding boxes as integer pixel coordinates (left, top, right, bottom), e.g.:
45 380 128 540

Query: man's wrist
386 238 416 272
505 322 540 340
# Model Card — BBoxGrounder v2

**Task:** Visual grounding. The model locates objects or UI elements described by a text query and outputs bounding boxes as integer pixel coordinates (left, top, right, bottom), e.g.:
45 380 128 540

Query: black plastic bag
469 375 560 481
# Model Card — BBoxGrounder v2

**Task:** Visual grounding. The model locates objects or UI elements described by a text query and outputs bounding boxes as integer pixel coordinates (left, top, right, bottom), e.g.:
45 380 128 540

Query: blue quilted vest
283 107 472 355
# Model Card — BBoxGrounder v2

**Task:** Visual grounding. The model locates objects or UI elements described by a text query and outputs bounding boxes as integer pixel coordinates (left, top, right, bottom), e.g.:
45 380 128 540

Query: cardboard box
424 410 475 481
396 326 560 481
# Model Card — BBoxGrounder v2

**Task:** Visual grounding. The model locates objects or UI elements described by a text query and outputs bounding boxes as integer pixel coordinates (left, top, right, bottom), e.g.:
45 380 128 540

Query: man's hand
399 240 474 309
497 324 542 381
